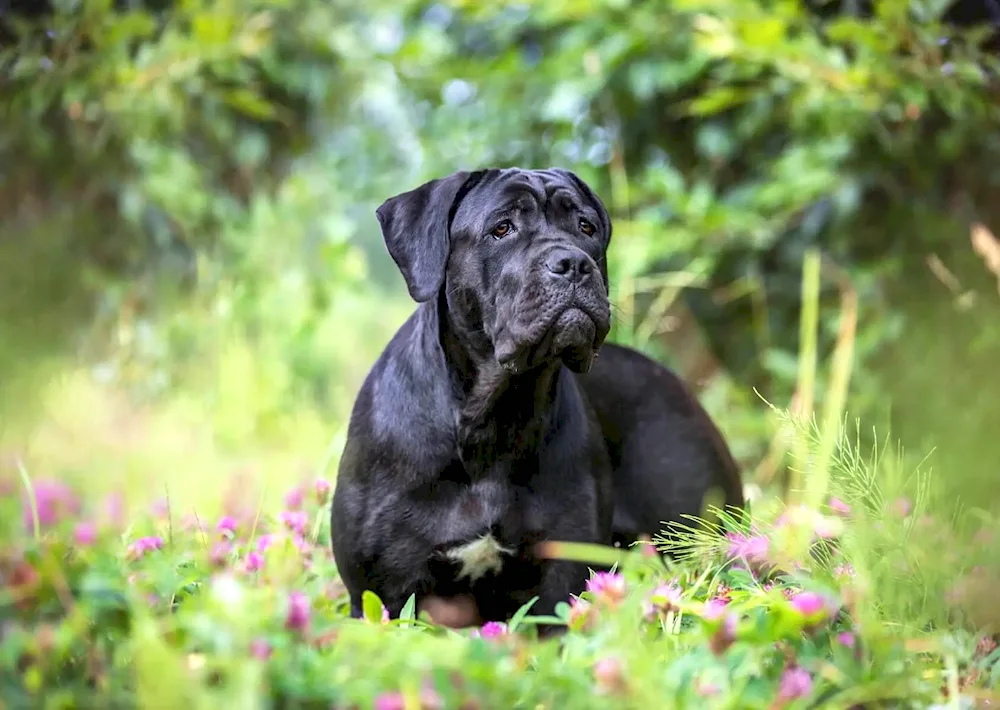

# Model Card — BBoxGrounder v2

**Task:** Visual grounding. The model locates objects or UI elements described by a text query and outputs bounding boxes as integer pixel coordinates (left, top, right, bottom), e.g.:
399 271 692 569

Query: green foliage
5 0 1000 490
0 0 412 424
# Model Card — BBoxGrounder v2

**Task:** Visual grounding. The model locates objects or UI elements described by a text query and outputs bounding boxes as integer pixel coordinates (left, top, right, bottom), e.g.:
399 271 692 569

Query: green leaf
536 540 625 568
516 615 565 626
398 593 417 627
554 601 572 621
222 88 276 121
362 590 385 624
686 86 752 116
507 596 539 633
726 568 758 588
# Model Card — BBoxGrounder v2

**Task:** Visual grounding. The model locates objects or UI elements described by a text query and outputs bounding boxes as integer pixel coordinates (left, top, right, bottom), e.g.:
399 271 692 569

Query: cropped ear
549 168 612 245
375 171 481 303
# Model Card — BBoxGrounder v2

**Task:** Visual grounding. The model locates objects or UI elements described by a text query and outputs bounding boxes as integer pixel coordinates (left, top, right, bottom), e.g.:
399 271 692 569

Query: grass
2 257 1000 709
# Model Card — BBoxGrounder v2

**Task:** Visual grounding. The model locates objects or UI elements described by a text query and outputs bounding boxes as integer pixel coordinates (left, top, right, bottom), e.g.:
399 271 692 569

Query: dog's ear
549 168 613 245
375 171 480 303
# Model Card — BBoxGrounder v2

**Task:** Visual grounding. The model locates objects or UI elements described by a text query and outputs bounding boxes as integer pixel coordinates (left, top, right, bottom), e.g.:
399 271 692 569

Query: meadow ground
2 372 999 710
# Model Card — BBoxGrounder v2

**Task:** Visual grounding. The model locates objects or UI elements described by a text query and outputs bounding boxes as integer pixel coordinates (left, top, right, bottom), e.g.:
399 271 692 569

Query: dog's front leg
532 557 591 638
335 478 506 623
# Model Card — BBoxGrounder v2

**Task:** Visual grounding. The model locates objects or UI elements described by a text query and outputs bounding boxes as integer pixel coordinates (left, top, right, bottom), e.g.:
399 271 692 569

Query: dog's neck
429 295 565 476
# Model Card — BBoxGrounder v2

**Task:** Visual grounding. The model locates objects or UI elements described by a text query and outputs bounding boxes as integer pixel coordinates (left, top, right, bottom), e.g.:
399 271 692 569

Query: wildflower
255 535 274 553
891 497 912 517
126 536 164 561
315 478 332 504
216 516 238 536
789 590 835 629
285 591 311 633
712 583 733 604
284 486 305 511
420 688 443 710
210 541 232 567
828 497 851 516
100 491 126 530
702 598 738 655
778 666 813 701
179 514 201 533
291 534 313 557
695 677 721 696
250 638 271 660
243 551 263 573
475 621 508 639
630 533 658 558
279 510 309 536
837 631 856 648
73 522 98 546
643 581 682 622
709 616 738 656
833 563 855 580
593 657 626 694
22 479 80 532
150 498 169 519
726 532 772 574
727 532 768 560
702 598 729 620
374 688 442 710
789 591 826 616
586 571 626 604
568 597 595 631
373 693 405 710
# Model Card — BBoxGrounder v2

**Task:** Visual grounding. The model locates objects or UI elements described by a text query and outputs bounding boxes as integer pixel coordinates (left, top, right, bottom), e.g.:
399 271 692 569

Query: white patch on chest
444 533 515 581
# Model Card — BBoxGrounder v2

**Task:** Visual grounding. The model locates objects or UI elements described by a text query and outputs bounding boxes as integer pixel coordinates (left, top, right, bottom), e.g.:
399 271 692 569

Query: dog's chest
439 477 520 582
444 533 515 581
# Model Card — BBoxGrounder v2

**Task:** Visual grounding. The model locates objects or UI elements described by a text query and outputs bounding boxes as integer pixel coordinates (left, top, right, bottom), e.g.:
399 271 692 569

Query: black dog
330 167 744 628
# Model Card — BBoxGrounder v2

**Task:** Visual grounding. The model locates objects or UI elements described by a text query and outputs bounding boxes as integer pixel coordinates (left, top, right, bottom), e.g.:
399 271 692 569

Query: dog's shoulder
579 342 700 415
576 341 743 507
341 304 457 478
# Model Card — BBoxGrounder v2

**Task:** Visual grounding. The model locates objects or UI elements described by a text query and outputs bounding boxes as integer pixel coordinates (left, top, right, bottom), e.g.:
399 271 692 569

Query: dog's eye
490 220 514 239
579 219 596 236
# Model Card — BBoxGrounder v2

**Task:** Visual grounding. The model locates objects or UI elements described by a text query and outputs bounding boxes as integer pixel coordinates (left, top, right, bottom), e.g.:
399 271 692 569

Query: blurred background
1 0 999 521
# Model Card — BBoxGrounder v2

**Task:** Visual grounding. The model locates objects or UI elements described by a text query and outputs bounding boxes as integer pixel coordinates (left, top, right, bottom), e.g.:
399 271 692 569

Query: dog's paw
418 594 481 629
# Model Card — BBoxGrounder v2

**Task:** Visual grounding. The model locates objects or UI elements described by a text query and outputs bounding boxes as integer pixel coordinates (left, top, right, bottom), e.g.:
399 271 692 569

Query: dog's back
575 342 745 546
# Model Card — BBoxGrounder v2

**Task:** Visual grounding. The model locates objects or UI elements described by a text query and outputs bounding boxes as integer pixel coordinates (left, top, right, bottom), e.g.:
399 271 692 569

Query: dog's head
376 168 612 374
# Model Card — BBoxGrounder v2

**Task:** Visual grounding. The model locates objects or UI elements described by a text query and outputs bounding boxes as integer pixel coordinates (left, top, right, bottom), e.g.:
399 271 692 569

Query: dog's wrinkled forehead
451 168 603 235
375 166 611 303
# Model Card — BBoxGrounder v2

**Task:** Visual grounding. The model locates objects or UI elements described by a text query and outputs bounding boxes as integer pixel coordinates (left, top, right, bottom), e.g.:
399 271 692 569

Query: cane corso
330 167 744 629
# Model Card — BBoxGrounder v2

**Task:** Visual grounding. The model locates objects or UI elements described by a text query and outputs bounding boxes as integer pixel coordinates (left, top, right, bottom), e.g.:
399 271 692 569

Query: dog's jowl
330 168 744 631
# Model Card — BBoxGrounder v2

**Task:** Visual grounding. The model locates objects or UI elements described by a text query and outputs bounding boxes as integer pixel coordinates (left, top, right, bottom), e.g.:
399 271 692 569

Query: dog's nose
545 248 594 283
